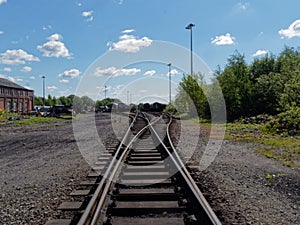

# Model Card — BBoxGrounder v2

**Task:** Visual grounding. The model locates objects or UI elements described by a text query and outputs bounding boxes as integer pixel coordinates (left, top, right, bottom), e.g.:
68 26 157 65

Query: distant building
0 78 34 113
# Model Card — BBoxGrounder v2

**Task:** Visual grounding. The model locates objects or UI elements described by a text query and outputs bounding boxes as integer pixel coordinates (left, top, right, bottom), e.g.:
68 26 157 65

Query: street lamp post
185 23 195 75
104 85 107 99
167 63 172 104
41 75 45 107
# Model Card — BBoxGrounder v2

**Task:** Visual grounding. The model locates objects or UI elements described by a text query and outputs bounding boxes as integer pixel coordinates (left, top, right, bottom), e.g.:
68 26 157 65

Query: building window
6 101 10 112
19 102 23 112
24 102 28 112
13 102 17 112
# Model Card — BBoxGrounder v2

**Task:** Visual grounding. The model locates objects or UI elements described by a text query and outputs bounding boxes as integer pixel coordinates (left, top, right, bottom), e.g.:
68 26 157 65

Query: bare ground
0 114 299 224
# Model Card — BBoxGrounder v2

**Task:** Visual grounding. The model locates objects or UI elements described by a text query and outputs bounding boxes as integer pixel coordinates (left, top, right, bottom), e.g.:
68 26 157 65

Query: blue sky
0 0 300 103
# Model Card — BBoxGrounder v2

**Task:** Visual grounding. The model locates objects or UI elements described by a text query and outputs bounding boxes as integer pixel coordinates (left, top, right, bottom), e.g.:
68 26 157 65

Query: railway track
45 112 221 225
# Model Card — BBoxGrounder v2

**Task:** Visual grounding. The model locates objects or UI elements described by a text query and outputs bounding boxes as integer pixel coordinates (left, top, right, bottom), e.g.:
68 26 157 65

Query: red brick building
0 78 34 113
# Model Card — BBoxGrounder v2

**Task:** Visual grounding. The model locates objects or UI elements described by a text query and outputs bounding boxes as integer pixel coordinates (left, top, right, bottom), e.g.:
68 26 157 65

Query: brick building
0 78 34 113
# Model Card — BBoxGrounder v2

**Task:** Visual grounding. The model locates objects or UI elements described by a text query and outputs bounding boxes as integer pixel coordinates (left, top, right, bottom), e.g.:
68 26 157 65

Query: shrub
263 106 300 136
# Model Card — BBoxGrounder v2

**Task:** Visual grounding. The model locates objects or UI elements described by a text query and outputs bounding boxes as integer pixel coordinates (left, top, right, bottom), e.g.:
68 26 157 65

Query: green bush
263 106 300 136
163 104 178 115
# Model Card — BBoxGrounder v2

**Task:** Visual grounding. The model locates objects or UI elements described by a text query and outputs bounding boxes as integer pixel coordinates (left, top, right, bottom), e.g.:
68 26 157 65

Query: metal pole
186 23 195 75
104 85 107 99
190 27 193 75
42 75 45 107
127 91 129 104
168 63 171 104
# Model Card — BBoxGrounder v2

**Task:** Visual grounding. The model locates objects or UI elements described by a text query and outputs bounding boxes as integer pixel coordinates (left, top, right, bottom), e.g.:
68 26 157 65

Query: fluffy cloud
236 2 250 11
29 76 35 80
37 33 71 58
253 50 268 57
0 31 4 35
8 76 16 82
0 49 40 65
8 76 22 83
3 67 11 72
47 85 58 91
82 10 93 22
21 66 32 72
279 19 300 39
107 31 152 53
0 0 7 5
122 29 135 34
59 79 70 84
144 70 156 76
168 69 179 76
94 66 141 77
42 25 52 31
0 74 5 78
58 69 81 78
211 33 236 45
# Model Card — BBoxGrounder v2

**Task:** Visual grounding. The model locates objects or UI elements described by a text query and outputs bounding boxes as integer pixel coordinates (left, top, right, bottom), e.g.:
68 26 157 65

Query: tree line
34 95 118 113
170 46 300 134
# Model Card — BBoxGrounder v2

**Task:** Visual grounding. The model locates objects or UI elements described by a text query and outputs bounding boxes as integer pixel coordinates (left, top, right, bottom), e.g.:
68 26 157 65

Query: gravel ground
0 114 299 224
171 120 299 225
0 113 120 225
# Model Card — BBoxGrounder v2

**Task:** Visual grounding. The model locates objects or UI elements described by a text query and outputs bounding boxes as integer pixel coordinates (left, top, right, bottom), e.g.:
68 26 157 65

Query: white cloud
236 2 250 11
94 66 141 77
8 76 23 82
279 19 300 39
42 25 52 31
59 79 70 84
0 0 7 5
76 2 82 6
47 85 58 91
211 33 236 45
82 10 93 22
144 70 156 76
107 32 152 53
58 69 81 78
29 76 35 80
0 49 40 65
37 33 71 58
168 69 179 76
122 29 135 34
253 50 268 57
21 66 32 72
0 31 4 35
3 67 11 72
0 74 5 78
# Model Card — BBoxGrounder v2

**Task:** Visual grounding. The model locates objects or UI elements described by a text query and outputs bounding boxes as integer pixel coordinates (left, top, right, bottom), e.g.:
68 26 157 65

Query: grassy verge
11 116 58 125
0 111 58 125
192 120 299 170
225 122 300 169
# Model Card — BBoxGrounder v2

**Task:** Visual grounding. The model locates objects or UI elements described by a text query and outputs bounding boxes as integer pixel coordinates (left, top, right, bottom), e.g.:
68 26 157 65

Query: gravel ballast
0 114 299 224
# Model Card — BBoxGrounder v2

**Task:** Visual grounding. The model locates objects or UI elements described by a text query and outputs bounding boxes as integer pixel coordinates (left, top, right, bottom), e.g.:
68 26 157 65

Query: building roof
0 78 33 91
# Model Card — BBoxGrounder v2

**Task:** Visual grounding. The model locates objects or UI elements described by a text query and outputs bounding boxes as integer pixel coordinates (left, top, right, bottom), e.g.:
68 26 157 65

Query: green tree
216 52 253 121
175 73 209 118
81 96 95 110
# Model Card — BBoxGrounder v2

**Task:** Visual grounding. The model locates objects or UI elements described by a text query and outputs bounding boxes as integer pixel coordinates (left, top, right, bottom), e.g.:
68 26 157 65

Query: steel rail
77 112 139 225
89 117 157 225
148 114 222 225
79 112 161 225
